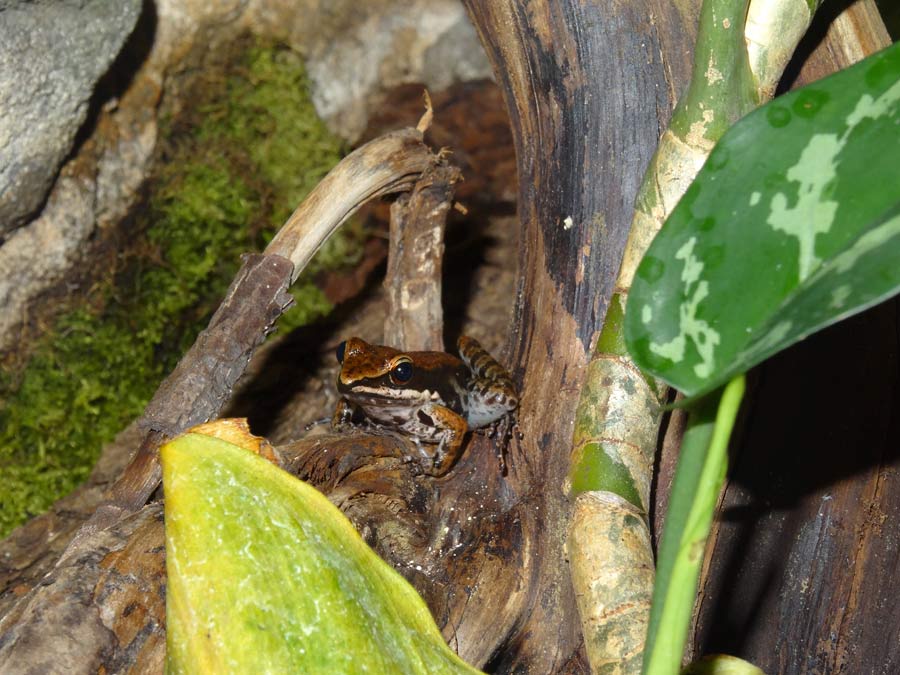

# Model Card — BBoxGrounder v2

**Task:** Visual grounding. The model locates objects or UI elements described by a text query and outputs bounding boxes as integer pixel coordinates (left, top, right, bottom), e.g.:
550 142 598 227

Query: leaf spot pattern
648 237 721 378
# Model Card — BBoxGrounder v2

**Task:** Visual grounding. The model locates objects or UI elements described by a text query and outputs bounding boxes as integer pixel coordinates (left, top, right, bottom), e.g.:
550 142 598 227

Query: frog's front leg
414 402 468 476
331 398 357 430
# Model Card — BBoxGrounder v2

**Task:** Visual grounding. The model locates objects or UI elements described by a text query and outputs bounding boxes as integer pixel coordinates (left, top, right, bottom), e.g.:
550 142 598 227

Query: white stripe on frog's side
346 385 443 404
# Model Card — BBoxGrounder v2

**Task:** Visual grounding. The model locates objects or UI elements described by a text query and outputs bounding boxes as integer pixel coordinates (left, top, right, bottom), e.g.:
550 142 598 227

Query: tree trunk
458 1 674 670
693 299 900 673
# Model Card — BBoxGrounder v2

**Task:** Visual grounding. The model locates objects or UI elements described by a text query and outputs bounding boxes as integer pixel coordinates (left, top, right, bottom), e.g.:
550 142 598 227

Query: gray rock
0 0 142 237
301 0 493 142
0 173 95 345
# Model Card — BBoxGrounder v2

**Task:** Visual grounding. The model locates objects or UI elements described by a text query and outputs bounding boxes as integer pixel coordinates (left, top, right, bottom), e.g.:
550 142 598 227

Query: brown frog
332 335 518 474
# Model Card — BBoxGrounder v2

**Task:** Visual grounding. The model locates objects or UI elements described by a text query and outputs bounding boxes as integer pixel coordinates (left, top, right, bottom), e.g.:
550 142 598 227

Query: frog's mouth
341 385 435 407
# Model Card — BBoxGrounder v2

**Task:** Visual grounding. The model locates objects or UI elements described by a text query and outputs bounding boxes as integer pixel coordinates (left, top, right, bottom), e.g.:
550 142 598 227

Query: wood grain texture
0 505 165 674
0 254 293 672
694 300 900 673
384 163 462 352
62 253 294 553
2 2 890 673
784 0 892 89
461 1 673 670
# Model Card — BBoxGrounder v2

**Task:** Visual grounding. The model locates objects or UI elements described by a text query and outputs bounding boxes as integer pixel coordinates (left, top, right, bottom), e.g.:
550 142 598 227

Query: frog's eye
390 360 413 384
336 341 346 364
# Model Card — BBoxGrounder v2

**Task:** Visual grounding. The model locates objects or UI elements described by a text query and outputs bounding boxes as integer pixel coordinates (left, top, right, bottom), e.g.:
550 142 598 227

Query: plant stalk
565 0 817 671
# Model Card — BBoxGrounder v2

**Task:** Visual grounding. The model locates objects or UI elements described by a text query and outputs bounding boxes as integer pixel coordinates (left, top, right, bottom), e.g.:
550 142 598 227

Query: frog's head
336 338 411 386
334 337 466 406
334 337 421 407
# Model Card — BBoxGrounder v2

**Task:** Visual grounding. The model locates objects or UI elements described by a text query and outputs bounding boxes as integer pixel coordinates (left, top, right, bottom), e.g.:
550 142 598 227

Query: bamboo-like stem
746 0 821 100
564 0 818 671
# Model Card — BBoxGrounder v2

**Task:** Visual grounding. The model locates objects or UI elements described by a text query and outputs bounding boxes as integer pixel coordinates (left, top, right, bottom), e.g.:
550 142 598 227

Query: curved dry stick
266 128 435 284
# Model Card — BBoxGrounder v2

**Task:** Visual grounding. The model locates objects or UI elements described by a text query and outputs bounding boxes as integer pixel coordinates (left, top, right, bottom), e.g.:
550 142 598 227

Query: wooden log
459 2 672 670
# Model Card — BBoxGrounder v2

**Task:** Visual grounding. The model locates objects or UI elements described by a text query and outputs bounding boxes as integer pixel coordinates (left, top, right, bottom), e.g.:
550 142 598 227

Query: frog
332 335 519 475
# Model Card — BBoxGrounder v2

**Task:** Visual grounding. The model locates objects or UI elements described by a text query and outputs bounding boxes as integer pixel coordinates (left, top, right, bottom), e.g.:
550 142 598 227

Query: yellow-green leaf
683 654 766 675
163 422 482 675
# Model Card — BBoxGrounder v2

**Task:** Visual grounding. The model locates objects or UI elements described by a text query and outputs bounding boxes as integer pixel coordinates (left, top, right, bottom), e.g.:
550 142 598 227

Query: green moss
0 42 356 537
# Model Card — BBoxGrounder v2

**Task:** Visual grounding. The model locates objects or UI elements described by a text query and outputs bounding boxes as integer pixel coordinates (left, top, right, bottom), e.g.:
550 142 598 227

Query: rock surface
0 0 143 237
0 174 96 353
0 0 491 351
297 0 493 141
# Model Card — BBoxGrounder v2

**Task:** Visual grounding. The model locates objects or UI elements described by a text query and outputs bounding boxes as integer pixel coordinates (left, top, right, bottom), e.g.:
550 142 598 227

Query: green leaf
625 43 900 396
642 377 745 675
682 654 766 675
162 423 482 675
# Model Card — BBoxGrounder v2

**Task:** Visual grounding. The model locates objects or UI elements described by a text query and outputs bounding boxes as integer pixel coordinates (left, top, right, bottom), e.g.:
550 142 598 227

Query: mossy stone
0 43 356 537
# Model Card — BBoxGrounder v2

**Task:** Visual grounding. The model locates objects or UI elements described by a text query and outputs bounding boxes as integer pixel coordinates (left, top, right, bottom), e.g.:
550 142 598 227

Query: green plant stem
670 0 758 145
569 292 661 504
642 375 745 675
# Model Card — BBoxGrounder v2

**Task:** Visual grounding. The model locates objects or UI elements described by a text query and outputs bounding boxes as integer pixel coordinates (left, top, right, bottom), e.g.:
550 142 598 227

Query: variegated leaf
625 43 900 396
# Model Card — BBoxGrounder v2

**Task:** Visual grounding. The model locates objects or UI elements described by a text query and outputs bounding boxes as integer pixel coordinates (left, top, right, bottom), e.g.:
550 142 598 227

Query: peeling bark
384 163 462 352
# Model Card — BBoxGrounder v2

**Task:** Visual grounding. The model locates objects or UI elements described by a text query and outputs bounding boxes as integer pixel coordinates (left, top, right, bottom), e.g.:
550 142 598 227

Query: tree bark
464 0 894 672
693 299 900 673
459 1 672 670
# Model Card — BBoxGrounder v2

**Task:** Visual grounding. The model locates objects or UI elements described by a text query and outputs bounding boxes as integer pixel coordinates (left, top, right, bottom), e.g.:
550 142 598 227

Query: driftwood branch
266 128 435 283
0 128 438 672
459 1 672 670
384 163 462 352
